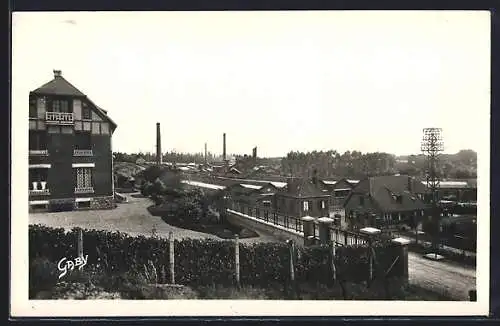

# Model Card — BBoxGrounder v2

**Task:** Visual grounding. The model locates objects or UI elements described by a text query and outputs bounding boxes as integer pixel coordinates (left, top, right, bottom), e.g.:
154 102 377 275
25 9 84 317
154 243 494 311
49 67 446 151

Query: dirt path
408 252 476 300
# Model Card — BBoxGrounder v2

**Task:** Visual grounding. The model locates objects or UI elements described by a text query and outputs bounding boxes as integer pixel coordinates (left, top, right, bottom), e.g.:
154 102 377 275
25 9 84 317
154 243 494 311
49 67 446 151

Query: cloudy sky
12 11 490 157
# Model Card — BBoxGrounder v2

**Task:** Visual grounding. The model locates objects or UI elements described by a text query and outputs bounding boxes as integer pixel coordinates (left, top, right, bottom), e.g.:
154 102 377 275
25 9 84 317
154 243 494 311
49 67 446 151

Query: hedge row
29 225 404 287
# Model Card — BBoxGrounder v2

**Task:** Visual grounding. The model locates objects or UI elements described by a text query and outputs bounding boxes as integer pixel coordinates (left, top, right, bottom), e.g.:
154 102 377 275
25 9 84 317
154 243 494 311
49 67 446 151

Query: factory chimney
252 147 257 160
156 122 162 165
223 133 227 162
204 143 208 164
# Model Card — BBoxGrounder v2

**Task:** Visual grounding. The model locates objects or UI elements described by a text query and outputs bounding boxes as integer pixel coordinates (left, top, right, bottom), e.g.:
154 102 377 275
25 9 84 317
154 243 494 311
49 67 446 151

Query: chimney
53 70 62 78
223 133 227 162
204 143 208 164
312 168 318 185
156 122 162 165
252 147 257 159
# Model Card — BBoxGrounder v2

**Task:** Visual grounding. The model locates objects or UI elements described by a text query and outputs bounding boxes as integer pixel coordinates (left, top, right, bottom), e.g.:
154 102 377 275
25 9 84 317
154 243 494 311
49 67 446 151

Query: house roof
278 178 329 198
348 175 428 213
30 71 117 131
31 74 86 97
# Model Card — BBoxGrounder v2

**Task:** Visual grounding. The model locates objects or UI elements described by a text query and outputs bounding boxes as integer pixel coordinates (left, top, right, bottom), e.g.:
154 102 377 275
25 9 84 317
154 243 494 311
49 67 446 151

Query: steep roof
30 70 117 130
31 73 86 97
348 175 429 213
277 178 329 198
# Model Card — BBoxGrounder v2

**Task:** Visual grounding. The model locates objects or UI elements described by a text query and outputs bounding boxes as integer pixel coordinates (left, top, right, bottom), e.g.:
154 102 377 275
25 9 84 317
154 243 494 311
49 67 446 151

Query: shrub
29 257 59 298
29 225 404 290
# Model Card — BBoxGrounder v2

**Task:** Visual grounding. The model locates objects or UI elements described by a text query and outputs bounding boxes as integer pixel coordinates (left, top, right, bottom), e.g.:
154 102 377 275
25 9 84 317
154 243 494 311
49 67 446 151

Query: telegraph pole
421 128 444 252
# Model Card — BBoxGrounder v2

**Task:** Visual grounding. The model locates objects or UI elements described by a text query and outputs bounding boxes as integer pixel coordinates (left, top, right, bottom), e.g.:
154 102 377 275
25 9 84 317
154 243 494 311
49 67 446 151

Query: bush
29 225 404 289
29 257 59 298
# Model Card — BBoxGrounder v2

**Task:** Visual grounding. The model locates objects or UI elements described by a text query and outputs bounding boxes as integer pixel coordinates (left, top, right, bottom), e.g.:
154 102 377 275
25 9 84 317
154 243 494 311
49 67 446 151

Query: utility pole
421 128 444 253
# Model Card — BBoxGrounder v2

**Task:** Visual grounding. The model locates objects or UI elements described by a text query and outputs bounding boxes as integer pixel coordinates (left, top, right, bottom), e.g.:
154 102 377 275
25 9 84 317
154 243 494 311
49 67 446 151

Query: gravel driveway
29 193 276 245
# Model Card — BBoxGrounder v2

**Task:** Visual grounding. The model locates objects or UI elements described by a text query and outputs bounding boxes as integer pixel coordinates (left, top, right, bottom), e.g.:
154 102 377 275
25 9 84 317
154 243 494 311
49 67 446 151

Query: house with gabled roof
29 70 117 211
274 177 330 218
343 175 430 230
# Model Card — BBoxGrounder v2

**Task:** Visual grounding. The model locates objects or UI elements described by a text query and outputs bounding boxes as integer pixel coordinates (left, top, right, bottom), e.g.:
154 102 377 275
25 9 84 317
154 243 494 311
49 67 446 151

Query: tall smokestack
204 143 208 164
156 122 162 165
252 147 257 159
223 133 226 162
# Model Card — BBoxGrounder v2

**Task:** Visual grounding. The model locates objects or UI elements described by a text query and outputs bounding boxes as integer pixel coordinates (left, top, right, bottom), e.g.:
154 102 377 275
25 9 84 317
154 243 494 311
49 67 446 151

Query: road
408 251 476 300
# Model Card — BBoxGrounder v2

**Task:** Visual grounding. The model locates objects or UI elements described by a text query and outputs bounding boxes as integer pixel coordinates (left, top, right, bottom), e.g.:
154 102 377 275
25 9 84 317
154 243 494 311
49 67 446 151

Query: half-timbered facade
29 70 117 211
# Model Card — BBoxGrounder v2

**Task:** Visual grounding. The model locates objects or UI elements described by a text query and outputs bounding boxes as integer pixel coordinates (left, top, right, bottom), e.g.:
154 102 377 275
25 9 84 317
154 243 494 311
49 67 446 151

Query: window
51 99 71 113
29 169 48 183
75 131 92 150
82 104 91 120
29 169 49 190
29 98 37 118
321 200 326 209
29 131 47 150
78 201 91 209
76 168 93 189
303 201 309 212
359 196 364 206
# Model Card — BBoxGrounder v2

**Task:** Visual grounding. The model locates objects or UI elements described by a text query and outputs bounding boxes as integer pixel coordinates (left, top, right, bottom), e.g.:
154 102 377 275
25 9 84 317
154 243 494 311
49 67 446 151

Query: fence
29 224 406 291
227 202 374 247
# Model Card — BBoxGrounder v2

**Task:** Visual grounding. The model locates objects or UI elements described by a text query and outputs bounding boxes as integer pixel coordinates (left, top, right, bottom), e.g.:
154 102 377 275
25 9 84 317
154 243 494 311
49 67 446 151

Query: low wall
226 209 305 246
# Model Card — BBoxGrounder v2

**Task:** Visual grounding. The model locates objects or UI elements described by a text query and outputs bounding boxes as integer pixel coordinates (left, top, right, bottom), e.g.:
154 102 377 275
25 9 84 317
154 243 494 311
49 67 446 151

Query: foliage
280 149 477 180
29 225 404 290
29 257 59 298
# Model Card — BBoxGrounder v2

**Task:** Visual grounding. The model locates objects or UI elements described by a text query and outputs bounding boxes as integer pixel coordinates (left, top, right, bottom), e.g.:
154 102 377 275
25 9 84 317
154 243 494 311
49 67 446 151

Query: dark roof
347 175 429 213
277 178 329 198
30 71 117 131
31 75 86 97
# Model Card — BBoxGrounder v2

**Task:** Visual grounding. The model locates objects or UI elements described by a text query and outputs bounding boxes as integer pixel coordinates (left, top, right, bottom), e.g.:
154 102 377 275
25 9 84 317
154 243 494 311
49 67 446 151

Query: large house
29 70 117 212
343 175 429 230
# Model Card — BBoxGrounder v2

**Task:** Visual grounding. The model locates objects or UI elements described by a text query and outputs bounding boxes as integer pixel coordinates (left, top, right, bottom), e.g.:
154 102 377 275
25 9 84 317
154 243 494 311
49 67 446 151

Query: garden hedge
29 224 404 287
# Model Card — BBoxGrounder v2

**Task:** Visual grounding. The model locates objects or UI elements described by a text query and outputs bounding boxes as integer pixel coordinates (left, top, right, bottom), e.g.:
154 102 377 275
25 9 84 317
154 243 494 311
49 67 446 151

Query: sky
12 11 490 158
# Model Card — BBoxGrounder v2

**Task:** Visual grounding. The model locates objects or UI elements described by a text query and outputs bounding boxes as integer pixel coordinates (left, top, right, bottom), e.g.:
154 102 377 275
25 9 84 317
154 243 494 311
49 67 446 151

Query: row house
29 70 117 212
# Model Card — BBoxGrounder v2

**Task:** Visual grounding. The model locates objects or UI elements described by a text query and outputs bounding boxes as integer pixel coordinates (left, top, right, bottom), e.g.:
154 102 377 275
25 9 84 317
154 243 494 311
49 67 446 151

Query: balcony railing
73 149 93 157
29 149 49 156
45 112 74 125
30 181 50 196
75 187 94 194
29 189 50 196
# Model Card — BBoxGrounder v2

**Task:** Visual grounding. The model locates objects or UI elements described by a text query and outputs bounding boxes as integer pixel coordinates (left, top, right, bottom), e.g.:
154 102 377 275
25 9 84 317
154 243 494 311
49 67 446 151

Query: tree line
279 149 477 180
